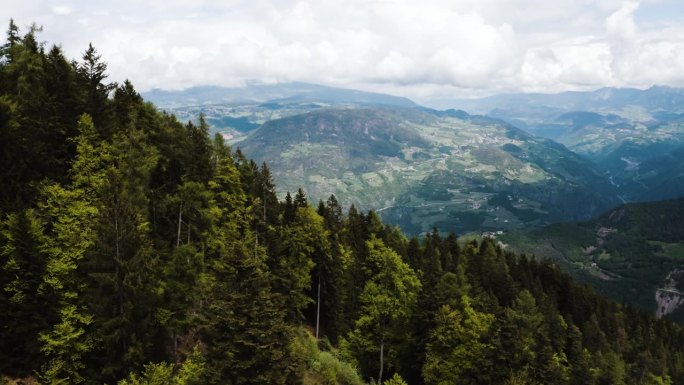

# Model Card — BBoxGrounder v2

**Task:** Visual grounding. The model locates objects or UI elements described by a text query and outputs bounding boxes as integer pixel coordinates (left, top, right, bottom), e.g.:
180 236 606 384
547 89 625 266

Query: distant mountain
142 82 417 108
238 107 620 235
441 86 684 202
142 83 419 144
440 85 684 115
501 198 684 322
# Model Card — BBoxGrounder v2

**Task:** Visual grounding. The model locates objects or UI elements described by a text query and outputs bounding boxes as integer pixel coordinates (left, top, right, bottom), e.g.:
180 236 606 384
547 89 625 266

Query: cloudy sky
3 0 684 103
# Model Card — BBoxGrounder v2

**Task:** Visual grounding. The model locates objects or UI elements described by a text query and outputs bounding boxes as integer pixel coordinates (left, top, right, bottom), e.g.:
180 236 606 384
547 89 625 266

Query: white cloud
51 5 73 16
1 0 684 100
607 1 640 77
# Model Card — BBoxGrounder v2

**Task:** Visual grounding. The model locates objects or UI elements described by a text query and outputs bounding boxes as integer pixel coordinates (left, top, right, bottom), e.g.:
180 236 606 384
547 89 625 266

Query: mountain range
445 86 684 202
144 82 417 108
144 83 684 234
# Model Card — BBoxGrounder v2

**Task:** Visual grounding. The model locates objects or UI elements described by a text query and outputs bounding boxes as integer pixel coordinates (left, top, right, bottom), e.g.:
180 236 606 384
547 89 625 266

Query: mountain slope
238 107 620 234
501 198 684 321
143 83 419 145
444 86 684 202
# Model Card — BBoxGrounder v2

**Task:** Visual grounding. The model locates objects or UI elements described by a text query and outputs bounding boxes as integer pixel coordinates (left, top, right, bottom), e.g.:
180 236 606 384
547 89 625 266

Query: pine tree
85 116 159 381
37 114 106 384
0 19 20 63
201 147 296 384
113 80 143 128
283 192 295 224
77 43 114 133
184 114 213 184
0 96 22 210
422 298 495 385
496 290 545 377
0 209 52 376
276 206 325 321
43 45 82 176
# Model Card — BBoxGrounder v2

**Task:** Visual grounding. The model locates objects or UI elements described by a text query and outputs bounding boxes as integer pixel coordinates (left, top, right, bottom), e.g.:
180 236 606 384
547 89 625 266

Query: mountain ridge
142 82 418 108
435 85 684 114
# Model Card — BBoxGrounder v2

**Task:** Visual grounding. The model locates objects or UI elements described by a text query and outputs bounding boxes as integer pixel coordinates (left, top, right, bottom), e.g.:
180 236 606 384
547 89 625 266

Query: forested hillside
2 22 684 385
501 198 684 322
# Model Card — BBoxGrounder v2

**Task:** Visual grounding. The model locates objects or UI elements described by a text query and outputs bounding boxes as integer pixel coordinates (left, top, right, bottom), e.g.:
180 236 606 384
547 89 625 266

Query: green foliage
276 206 326 319
383 373 408 385
423 299 495 385
293 328 365 385
36 114 102 384
0 209 52 375
348 237 421 383
200 239 295 384
118 349 205 385
119 362 174 385
39 305 93 385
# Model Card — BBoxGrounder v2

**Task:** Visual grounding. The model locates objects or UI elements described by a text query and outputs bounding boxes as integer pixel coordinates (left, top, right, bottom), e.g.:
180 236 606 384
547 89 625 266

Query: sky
3 0 684 103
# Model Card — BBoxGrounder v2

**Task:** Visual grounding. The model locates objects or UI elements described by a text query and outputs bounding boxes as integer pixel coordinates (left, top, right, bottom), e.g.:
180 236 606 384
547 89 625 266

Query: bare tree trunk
316 273 321 339
176 201 183 248
173 331 178 365
254 231 259 258
378 335 384 385
114 211 123 316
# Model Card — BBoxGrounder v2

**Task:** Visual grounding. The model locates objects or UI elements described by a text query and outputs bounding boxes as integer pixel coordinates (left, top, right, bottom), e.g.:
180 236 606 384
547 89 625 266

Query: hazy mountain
501 198 684 322
440 86 684 202
238 107 620 235
439 85 684 115
143 83 419 144
142 82 417 108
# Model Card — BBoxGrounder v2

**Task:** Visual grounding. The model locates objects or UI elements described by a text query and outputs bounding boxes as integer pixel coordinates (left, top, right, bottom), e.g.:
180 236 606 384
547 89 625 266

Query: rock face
656 269 684 319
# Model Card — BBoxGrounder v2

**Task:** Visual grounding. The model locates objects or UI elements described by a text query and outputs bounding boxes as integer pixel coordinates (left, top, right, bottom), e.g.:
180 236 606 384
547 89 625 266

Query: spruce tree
0 209 52 375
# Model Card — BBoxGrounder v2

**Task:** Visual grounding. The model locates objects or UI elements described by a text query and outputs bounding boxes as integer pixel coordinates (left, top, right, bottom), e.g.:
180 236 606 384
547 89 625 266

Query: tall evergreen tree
84 116 159 382
77 43 114 133
201 143 296 384
423 298 495 385
36 114 105 384
0 209 52 376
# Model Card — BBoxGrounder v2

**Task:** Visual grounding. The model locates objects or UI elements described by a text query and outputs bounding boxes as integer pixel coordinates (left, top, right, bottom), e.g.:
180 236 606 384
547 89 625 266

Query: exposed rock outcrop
655 269 684 319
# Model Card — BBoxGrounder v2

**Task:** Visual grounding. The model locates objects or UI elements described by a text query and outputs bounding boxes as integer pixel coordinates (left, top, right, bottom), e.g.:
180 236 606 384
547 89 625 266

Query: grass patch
651 241 684 260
